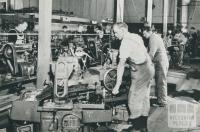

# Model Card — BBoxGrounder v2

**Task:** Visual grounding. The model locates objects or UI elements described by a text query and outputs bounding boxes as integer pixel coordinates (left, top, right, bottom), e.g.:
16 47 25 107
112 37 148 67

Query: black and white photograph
0 0 200 132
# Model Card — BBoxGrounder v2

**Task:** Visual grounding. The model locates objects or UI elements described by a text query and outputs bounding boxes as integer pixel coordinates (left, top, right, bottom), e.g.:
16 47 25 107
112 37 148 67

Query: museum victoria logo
168 101 197 128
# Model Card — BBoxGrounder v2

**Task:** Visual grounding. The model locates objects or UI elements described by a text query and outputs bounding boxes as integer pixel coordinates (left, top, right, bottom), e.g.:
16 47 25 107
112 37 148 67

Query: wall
124 0 175 24
52 0 114 22
188 0 200 29
152 0 174 23
124 0 146 23
22 0 39 8
21 0 114 22
19 0 176 24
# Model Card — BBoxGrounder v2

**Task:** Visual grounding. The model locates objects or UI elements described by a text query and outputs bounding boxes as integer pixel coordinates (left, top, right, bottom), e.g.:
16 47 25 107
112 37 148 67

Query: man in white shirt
112 22 154 132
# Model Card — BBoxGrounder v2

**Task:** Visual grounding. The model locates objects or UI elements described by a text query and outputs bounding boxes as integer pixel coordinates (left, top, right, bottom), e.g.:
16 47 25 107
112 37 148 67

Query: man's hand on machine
112 85 120 95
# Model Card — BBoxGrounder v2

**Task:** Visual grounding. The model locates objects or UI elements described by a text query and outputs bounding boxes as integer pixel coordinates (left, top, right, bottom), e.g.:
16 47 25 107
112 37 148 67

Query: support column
37 0 52 89
163 0 169 36
147 0 153 27
181 0 190 30
116 0 124 22
173 0 177 27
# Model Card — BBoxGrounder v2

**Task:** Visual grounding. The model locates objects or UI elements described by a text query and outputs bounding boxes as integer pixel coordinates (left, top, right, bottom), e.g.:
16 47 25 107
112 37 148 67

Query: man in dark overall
143 26 169 107
112 22 154 132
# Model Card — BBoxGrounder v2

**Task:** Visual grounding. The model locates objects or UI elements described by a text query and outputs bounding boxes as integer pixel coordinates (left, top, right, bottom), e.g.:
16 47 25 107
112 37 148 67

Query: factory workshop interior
0 0 200 132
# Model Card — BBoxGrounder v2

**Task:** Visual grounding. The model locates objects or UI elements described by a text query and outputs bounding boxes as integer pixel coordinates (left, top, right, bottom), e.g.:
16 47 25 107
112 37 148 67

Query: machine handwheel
103 68 131 92
3 44 13 59
103 68 117 91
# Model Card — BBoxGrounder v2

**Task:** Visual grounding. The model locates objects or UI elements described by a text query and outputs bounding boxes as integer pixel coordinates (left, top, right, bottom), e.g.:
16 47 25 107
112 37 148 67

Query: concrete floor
148 67 200 132
110 67 200 132
148 97 200 132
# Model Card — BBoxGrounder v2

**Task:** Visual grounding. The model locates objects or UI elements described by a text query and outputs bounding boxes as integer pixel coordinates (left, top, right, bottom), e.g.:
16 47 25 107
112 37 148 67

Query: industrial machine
7 31 131 132
9 59 130 132
0 33 38 101
0 13 132 132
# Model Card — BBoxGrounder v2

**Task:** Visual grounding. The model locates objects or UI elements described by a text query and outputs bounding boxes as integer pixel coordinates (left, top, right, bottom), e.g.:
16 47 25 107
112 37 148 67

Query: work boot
140 128 148 132
122 126 140 132
152 102 167 107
